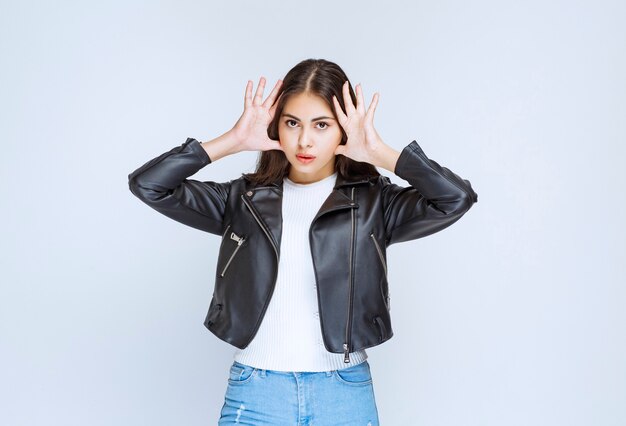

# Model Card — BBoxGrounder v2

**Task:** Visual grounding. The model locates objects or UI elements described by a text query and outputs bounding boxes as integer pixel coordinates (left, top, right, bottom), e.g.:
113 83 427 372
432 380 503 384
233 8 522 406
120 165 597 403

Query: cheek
277 128 288 147
277 134 296 154
326 132 343 150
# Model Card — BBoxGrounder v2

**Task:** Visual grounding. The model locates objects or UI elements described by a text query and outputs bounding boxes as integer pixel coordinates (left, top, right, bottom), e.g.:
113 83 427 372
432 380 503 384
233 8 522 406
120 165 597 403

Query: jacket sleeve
381 140 478 246
128 137 230 236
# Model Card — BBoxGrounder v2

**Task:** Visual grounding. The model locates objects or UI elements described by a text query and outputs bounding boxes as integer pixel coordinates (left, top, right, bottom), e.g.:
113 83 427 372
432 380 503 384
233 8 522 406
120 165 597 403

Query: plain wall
1 0 624 424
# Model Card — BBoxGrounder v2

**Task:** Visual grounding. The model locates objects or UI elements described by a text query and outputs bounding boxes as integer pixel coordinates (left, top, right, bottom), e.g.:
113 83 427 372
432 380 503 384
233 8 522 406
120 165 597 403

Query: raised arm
381 140 478 246
128 76 285 235
329 81 478 246
127 134 237 235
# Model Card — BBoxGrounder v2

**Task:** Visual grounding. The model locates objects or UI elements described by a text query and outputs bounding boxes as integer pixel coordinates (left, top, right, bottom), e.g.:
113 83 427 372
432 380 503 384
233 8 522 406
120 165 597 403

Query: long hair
241 58 381 185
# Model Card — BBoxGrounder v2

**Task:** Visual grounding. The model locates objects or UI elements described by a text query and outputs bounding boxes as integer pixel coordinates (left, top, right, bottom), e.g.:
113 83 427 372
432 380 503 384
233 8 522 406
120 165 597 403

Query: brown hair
241 58 380 185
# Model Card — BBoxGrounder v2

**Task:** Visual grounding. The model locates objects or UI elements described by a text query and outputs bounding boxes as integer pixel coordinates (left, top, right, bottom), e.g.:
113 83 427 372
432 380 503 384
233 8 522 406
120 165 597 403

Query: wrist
200 130 242 162
371 143 401 172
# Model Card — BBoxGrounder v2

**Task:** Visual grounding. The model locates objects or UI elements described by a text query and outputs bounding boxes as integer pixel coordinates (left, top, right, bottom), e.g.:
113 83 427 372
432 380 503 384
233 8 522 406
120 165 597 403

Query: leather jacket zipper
221 223 231 239
369 233 388 276
240 193 280 343
241 195 279 258
240 194 279 256
344 187 356 363
370 232 390 312
220 231 245 277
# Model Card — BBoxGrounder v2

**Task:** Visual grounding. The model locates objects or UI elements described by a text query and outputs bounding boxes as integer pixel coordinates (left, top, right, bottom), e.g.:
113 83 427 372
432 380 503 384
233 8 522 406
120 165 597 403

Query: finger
269 90 284 117
244 80 253 109
366 92 379 121
355 83 365 113
332 95 346 122
269 99 278 116
274 90 284 108
263 79 283 109
253 76 266 106
342 80 356 114
334 144 345 156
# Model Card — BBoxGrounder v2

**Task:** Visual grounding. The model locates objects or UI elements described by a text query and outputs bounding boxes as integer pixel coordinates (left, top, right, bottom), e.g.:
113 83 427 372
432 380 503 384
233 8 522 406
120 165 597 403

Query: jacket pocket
370 232 390 312
219 228 246 277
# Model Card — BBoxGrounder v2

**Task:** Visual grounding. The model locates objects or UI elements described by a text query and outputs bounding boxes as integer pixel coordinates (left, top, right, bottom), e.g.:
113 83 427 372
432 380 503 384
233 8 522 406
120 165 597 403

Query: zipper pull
230 232 244 245
343 343 350 363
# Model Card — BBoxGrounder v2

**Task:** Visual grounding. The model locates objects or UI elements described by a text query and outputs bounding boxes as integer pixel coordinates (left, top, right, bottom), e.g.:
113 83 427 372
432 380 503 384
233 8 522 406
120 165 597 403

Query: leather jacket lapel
241 181 283 256
243 173 372 248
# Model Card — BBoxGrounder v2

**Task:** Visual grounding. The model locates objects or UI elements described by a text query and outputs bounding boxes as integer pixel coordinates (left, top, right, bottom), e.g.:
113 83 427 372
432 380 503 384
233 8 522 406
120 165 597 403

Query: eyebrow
281 113 335 122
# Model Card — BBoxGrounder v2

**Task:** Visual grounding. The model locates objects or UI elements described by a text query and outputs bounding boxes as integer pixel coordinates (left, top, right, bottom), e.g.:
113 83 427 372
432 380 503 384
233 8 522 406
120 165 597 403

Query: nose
298 131 313 148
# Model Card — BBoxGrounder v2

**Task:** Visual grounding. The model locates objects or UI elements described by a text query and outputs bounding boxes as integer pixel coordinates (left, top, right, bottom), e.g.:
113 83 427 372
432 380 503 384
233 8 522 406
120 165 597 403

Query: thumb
335 144 346 156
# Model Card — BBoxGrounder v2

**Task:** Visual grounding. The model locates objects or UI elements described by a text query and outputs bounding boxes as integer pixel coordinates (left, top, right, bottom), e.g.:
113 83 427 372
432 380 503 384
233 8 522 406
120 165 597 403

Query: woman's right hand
230 77 284 153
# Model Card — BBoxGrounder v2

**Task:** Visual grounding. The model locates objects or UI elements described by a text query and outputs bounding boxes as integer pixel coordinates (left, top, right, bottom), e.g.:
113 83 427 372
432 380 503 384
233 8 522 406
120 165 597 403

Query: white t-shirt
233 171 368 372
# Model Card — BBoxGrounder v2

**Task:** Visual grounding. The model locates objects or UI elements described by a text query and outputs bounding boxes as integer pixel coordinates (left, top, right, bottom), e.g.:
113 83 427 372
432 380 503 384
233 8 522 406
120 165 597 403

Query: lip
296 154 316 164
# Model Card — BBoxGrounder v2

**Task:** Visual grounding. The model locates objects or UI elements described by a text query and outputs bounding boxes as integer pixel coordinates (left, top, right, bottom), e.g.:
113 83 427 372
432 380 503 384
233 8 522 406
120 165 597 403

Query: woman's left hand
332 81 386 165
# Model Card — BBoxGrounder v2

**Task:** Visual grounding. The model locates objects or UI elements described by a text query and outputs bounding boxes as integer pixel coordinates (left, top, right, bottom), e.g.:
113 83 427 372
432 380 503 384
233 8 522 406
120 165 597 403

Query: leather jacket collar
242 171 376 190
240 172 375 256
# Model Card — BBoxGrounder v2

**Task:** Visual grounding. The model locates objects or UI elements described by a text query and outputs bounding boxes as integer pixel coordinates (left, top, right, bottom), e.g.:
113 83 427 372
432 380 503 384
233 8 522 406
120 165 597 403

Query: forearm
199 130 243 162
381 140 478 245
127 137 230 235
128 138 212 200
394 140 478 210
371 143 401 172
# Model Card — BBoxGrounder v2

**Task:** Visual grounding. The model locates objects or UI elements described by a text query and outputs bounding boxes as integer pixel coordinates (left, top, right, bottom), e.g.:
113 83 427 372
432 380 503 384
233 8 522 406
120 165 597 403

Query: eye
284 119 329 129
317 122 329 129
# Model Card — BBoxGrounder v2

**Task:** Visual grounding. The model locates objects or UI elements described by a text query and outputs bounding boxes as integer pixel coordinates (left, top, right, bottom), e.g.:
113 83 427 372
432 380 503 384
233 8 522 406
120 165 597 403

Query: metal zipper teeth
222 223 231 239
240 195 279 257
309 203 357 354
344 187 356 363
220 232 245 277
240 194 280 343
370 232 390 312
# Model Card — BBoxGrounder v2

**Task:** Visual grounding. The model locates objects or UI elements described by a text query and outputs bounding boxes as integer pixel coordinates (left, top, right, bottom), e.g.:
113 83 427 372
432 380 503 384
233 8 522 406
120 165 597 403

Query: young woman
128 58 478 425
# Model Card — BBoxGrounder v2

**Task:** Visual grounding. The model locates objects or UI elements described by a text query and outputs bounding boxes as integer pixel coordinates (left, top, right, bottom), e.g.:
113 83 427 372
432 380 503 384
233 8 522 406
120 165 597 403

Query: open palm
231 77 284 153
332 81 385 164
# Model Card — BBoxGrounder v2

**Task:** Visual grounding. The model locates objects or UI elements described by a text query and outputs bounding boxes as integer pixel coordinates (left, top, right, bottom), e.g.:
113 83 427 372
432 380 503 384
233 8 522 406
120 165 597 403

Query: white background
1 1 624 424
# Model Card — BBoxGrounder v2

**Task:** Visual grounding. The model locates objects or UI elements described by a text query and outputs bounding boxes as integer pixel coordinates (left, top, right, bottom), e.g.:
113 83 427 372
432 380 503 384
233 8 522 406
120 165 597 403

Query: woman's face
278 92 342 184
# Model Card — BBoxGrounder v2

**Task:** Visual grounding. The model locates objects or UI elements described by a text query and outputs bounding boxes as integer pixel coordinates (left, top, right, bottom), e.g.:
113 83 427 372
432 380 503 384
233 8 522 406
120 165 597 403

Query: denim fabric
218 360 380 425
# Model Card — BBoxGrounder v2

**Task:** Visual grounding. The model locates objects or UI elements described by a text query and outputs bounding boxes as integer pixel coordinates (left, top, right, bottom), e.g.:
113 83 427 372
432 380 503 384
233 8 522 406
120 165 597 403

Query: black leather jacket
128 137 478 363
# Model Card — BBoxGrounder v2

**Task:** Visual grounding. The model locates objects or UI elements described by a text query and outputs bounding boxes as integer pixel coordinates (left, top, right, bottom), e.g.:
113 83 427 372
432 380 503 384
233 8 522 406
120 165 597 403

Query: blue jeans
218 360 380 425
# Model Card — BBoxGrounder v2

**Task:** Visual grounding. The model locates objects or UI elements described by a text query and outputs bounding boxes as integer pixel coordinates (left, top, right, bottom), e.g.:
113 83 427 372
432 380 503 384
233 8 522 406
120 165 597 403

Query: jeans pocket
227 362 256 385
333 361 373 386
